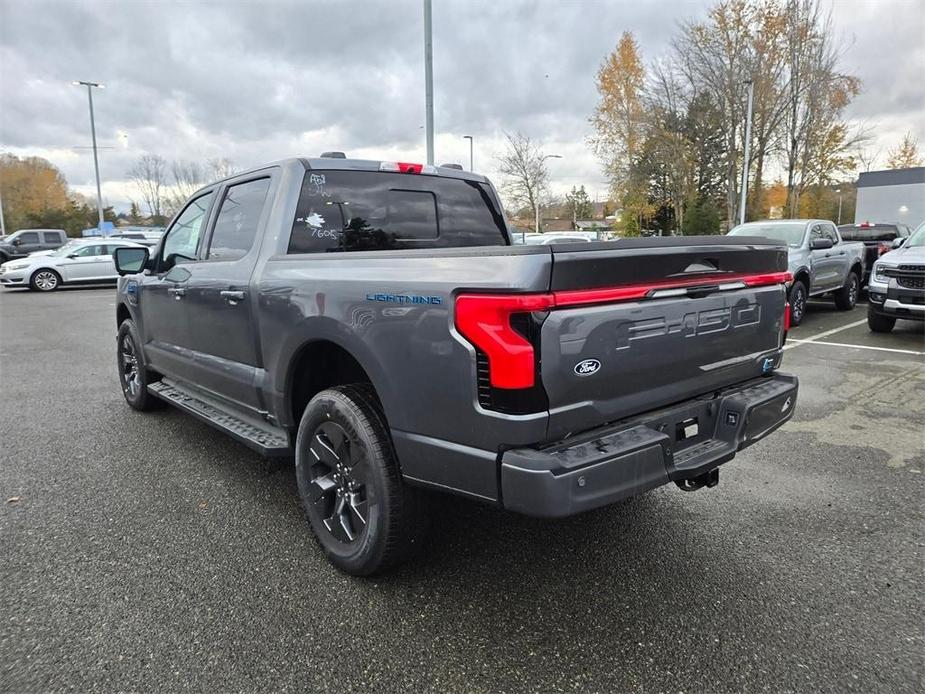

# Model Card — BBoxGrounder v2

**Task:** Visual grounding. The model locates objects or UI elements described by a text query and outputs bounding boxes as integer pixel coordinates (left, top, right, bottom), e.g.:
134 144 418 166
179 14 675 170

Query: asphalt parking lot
1 287 922 693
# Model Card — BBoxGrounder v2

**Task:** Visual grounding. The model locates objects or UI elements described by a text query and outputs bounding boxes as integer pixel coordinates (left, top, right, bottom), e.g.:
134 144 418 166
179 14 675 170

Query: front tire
295 384 425 576
30 269 61 292
117 319 159 410
834 270 860 311
867 305 895 333
788 280 808 327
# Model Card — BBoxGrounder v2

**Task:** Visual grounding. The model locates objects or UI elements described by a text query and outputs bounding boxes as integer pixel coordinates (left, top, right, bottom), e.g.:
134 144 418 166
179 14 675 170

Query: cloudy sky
1 0 922 212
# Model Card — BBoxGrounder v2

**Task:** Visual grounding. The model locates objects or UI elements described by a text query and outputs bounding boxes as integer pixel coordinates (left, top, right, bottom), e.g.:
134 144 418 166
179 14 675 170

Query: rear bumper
500 372 798 518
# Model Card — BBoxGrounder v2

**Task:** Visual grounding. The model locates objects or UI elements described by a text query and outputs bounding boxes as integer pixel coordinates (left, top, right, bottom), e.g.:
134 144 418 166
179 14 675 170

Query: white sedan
0 239 146 291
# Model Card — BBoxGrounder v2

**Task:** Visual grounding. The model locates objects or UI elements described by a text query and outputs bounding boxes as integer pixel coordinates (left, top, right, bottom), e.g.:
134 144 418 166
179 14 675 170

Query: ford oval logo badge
574 359 601 376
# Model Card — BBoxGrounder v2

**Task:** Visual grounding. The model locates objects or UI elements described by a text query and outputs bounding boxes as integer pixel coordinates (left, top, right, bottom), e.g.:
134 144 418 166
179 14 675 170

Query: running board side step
148 380 291 456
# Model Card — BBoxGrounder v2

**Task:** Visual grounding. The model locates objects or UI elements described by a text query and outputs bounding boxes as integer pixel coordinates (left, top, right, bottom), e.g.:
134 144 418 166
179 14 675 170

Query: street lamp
463 135 474 171
72 80 106 232
739 79 754 226
835 188 842 225
423 0 434 165
535 154 562 233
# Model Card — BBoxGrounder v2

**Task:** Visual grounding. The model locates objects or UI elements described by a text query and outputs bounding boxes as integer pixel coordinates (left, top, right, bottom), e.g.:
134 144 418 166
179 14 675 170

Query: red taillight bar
455 293 554 389
455 271 792 390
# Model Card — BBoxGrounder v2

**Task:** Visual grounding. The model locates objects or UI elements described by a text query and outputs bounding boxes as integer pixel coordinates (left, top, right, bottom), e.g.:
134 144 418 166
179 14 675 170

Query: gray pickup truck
113 156 798 575
728 220 865 326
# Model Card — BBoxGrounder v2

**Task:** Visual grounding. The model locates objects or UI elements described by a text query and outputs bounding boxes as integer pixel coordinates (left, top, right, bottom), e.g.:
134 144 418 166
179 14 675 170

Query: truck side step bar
148 380 291 456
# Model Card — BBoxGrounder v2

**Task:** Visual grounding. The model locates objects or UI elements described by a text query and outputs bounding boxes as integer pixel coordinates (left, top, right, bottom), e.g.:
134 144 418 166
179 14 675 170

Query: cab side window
207 178 270 261
72 245 103 257
43 232 62 244
823 225 839 244
161 192 215 269
18 232 40 244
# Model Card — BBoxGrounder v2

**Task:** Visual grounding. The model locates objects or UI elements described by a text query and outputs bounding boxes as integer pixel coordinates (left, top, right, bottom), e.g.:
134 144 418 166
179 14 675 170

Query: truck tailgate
541 238 789 438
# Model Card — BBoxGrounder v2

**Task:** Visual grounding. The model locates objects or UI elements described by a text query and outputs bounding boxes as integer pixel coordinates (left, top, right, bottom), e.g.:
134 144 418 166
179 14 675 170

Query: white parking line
785 339 924 356
783 318 868 350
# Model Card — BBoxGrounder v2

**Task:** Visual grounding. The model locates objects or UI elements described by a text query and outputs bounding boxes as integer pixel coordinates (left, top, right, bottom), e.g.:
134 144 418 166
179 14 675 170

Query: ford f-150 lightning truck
113 156 798 575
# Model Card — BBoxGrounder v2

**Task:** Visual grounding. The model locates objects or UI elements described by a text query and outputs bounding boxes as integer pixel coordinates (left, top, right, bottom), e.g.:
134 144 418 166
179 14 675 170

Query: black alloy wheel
306 420 370 544
789 281 808 326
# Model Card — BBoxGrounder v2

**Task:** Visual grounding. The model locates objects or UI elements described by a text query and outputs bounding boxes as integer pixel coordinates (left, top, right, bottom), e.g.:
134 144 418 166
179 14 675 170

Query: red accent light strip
552 271 792 308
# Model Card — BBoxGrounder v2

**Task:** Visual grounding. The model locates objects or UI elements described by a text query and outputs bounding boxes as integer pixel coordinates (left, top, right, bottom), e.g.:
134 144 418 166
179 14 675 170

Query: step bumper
500 373 798 518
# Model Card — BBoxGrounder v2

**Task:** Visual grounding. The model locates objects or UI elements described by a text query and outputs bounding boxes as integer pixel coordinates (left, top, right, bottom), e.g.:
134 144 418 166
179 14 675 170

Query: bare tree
127 153 167 220
496 132 553 232
855 145 881 172
781 0 861 215
206 158 236 180
165 160 206 216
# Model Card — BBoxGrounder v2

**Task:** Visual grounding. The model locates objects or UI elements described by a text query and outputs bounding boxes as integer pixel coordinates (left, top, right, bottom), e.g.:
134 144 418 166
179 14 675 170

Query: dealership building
855 166 925 228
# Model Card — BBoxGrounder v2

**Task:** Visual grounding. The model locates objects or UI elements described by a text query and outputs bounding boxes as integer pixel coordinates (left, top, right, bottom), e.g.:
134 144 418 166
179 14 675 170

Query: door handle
167 287 186 299
221 290 246 304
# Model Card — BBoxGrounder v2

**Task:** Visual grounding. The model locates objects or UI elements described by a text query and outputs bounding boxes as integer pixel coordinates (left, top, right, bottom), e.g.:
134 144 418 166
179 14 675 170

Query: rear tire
788 280 808 327
117 319 160 411
295 384 425 576
30 269 61 292
834 270 860 311
867 305 895 333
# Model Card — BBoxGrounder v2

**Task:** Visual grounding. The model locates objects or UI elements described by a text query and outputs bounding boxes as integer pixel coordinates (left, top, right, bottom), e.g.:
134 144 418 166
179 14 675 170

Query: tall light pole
535 153 562 233
73 80 106 232
739 79 754 226
423 0 434 165
463 135 474 171
835 188 843 224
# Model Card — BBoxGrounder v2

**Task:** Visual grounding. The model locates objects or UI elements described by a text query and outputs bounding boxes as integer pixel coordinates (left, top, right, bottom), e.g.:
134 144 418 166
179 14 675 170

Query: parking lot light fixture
72 80 106 231
463 135 474 171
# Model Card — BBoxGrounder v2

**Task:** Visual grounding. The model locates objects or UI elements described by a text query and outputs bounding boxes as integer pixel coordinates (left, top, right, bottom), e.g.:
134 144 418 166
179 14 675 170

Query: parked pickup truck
113 156 798 575
728 220 865 326
0 229 68 264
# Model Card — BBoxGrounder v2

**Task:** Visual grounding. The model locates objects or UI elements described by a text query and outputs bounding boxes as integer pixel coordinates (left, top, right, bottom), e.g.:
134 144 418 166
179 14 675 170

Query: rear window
838 225 899 241
288 170 508 253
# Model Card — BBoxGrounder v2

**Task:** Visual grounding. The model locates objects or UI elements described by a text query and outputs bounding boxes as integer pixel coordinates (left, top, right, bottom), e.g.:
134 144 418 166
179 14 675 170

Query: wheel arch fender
792 266 811 291
276 316 399 430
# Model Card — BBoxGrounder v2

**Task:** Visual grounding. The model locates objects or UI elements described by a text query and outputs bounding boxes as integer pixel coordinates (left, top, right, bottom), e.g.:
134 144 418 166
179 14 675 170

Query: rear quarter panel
257 246 553 449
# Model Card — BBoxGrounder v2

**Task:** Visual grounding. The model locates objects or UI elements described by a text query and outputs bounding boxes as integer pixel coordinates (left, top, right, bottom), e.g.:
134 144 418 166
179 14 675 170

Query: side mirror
66 253 78 259
892 238 906 249
114 246 149 275
810 238 834 250
11 238 21 246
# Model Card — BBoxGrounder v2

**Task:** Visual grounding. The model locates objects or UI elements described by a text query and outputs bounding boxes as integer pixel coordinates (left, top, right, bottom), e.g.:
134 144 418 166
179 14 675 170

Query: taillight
455 293 553 389
783 301 791 336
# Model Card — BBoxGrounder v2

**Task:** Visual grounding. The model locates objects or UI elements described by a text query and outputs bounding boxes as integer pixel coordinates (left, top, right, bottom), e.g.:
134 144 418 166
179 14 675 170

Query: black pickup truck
113 156 798 575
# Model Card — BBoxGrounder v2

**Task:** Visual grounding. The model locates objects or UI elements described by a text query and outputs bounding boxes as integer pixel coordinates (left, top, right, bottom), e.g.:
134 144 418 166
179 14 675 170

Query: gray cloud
1 0 920 209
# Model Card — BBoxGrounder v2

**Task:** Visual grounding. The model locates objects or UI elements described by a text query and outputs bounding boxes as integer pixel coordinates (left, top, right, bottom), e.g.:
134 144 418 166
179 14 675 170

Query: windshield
728 222 806 247
906 222 925 248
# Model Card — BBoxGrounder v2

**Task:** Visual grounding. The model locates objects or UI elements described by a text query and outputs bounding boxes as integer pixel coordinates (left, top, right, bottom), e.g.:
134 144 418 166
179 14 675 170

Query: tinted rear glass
838 225 898 241
288 170 508 253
